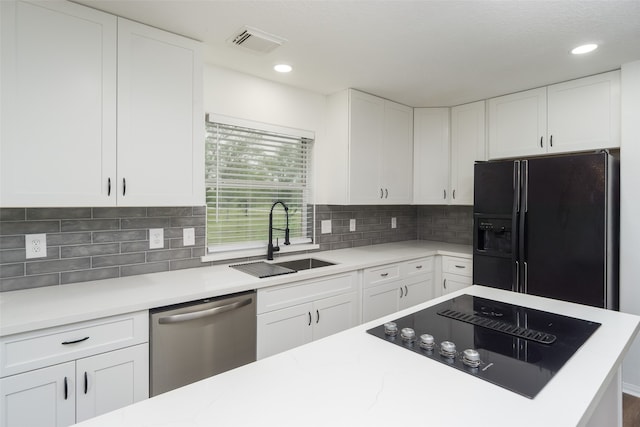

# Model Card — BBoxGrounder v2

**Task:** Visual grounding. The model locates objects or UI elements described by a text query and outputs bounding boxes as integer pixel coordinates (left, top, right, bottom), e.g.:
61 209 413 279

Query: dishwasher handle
158 297 253 324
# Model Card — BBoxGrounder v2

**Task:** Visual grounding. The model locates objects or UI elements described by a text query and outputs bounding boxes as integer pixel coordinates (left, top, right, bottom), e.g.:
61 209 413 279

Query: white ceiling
74 0 640 107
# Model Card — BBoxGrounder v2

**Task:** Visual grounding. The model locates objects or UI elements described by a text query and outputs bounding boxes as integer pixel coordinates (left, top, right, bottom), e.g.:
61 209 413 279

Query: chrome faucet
267 200 290 260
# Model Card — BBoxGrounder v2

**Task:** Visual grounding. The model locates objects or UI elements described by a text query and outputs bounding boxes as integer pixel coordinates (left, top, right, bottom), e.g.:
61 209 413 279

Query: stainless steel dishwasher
150 290 256 396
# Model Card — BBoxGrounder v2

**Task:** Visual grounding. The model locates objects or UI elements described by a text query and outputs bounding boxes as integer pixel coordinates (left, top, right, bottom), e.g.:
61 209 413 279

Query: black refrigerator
473 151 619 309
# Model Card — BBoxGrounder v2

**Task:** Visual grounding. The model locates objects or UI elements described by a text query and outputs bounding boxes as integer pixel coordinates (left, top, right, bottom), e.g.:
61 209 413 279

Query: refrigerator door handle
514 161 521 213
523 160 529 213
523 261 528 294
514 260 520 292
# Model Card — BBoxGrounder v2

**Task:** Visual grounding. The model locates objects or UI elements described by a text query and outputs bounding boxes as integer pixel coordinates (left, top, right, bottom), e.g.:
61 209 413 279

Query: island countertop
74 285 639 427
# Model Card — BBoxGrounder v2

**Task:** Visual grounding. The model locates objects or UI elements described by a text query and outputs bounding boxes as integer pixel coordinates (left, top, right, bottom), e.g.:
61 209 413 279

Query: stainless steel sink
273 258 335 271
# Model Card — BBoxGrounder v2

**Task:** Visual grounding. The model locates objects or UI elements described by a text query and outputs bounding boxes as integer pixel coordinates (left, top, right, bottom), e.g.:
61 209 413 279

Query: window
205 116 314 255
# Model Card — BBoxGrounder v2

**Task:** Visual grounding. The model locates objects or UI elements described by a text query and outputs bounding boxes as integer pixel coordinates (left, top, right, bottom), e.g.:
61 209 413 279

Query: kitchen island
74 286 639 427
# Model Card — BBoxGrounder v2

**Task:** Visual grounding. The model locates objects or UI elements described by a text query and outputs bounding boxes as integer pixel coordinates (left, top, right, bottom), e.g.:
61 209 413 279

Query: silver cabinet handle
158 298 253 324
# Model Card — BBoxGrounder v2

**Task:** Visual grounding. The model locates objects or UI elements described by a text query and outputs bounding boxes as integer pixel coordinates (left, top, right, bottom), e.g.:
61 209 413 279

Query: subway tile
47 232 92 246
61 267 119 284
93 230 147 243
146 248 192 262
26 258 90 275
0 235 24 250
92 253 145 268
0 208 25 221
1 246 59 263
191 247 206 257
92 207 147 218
147 207 193 217
121 241 152 253
193 206 206 216
170 236 206 249
0 263 24 278
0 221 60 235
27 208 91 220
170 257 207 271
170 216 206 227
121 262 169 277
61 219 119 232
121 217 170 230
61 243 120 258
1 274 59 292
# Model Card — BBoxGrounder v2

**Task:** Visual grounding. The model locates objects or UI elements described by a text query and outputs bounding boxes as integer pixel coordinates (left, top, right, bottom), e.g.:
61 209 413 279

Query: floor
624 393 640 427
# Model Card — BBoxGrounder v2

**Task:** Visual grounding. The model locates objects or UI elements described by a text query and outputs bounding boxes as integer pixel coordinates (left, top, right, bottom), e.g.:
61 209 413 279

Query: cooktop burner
366 294 600 398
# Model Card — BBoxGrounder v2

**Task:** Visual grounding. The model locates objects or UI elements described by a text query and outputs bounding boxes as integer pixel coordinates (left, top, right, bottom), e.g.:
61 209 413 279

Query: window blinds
205 120 314 252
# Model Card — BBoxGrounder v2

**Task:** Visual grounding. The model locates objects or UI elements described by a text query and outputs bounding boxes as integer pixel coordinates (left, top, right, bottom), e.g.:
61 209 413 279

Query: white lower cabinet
362 257 434 323
440 256 473 296
0 312 148 427
256 272 359 359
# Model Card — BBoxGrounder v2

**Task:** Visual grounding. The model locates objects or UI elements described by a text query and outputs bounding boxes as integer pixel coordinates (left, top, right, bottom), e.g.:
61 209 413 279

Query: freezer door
521 152 609 308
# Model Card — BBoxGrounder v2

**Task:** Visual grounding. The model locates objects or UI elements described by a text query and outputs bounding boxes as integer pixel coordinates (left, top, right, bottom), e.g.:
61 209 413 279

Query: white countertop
74 285 640 427
0 240 471 336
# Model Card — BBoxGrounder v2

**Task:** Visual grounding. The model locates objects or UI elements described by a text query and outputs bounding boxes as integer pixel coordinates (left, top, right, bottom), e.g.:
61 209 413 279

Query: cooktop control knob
419 334 435 350
439 340 457 358
400 327 416 342
384 322 398 337
462 349 481 368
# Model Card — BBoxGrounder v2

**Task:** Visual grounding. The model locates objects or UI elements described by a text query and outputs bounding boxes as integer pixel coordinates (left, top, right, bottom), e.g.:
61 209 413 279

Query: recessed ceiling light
571 44 598 55
274 64 292 73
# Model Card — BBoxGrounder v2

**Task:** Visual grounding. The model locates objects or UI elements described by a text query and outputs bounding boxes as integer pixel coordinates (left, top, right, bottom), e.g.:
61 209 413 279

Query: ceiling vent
228 26 287 54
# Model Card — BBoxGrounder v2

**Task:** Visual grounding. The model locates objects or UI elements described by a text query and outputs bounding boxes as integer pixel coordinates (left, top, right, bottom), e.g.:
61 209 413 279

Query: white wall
620 60 640 396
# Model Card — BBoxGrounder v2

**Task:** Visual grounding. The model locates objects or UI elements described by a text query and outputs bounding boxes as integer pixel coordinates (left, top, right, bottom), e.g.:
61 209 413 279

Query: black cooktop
366 294 600 398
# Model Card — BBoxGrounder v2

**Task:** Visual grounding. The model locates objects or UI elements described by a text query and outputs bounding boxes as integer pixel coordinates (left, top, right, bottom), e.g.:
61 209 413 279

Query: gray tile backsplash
0 207 207 292
0 204 473 292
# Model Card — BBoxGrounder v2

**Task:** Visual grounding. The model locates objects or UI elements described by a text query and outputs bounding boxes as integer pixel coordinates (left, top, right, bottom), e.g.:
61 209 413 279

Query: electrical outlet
183 228 195 246
321 219 332 234
25 234 47 259
391 217 397 229
149 228 164 249
350 218 356 232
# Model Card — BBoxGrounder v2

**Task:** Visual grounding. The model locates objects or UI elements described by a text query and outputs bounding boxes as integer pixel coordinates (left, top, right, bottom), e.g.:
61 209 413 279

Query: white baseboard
623 382 640 397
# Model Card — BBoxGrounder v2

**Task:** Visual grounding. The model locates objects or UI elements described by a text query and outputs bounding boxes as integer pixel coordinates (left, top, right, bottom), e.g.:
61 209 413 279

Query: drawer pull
415 265 423 269
308 311 312 326
62 336 90 345
316 309 320 324
444 279 447 289
64 376 69 400
454 265 466 269
380 272 389 277
399 287 404 298
84 371 88 394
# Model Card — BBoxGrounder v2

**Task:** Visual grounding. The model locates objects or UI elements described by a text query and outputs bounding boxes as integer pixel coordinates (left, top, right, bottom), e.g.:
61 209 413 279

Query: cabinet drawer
363 263 401 288
257 272 358 314
442 257 472 277
406 257 434 277
1 311 148 377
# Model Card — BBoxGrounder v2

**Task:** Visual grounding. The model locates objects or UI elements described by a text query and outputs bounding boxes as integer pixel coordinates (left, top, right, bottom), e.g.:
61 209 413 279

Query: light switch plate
149 228 164 249
349 218 356 232
25 234 47 259
183 228 195 246
321 219 332 234
391 217 397 229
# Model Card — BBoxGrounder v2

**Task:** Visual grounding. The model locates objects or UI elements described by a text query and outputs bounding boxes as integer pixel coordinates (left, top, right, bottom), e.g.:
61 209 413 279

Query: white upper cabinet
413 108 450 204
319 89 413 205
1 0 117 207
117 19 203 206
488 87 547 159
546 71 621 153
0 0 203 207
488 71 620 160
450 101 486 205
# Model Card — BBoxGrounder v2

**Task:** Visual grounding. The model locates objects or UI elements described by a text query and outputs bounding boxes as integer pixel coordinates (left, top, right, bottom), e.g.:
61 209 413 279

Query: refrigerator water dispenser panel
476 217 512 256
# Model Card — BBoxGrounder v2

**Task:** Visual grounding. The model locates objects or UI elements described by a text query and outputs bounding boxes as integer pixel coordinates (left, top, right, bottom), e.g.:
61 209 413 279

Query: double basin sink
230 257 335 279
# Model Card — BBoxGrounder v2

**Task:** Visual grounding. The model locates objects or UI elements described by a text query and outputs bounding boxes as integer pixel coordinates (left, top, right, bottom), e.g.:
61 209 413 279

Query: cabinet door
547 71 621 153
256 303 313 359
400 276 434 310
442 273 472 295
0 362 75 427
381 100 413 203
75 344 148 423
413 108 450 204
488 87 547 159
0 0 117 207
117 18 204 206
313 292 359 341
348 90 384 204
450 101 486 205
362 281 400 323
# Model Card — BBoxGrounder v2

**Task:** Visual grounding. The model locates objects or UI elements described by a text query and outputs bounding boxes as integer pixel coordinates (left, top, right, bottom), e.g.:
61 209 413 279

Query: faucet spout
267 200 290 260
